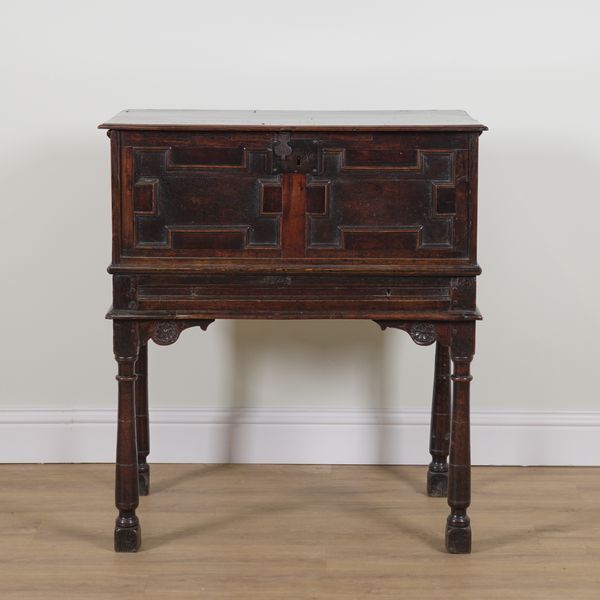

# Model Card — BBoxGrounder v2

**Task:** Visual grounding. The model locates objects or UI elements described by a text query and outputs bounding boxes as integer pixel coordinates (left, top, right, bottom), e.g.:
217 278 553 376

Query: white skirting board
0 409 599 465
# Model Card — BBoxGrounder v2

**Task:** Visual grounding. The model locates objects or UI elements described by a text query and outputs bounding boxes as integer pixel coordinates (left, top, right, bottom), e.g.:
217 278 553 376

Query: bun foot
427 467 448 497
138 463 150 496
445 522 471 554
115 517 141 552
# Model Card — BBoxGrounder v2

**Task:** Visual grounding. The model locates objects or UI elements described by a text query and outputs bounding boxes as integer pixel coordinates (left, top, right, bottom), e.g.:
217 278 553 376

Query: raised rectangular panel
306 147 469 259
123 139 282 257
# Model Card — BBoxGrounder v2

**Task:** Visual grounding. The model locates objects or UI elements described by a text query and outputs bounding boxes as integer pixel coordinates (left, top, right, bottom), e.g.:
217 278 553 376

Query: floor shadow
377 463 426 495
142 500 297 550
150 464 230 494
475 520 573 554
142 469 443 552
1 493 113 553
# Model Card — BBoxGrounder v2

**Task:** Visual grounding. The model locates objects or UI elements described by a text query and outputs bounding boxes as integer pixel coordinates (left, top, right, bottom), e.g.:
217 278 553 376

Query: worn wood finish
135 343 150 496
428 342 451 497
447 321 475 553
99 109 488 131
102 110 485 553
113 320 141 552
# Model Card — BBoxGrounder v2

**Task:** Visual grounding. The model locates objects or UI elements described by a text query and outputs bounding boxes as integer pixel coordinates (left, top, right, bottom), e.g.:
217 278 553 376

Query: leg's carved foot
427 462 448 497
445 323 475 554
445 515 471 554
114 514 141 552
114 322 142 553
138 463 150 496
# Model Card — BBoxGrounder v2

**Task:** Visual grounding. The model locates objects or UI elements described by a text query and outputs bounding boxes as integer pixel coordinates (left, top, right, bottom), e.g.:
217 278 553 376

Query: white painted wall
1 1 599 462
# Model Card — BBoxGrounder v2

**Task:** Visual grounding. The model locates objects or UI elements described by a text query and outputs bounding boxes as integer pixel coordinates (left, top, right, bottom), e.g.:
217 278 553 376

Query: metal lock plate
272 133 319 174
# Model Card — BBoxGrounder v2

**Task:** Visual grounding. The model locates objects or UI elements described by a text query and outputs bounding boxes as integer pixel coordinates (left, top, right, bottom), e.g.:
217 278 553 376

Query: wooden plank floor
1 465 599 599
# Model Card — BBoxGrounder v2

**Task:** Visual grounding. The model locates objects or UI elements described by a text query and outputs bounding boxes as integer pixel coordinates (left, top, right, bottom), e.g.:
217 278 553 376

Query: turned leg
427 342 451 497
135 343 150 496
113 321 141 552
446 323 475 554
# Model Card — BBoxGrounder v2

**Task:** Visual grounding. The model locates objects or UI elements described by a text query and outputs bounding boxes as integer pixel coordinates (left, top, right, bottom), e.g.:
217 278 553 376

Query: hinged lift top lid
99 109 487 132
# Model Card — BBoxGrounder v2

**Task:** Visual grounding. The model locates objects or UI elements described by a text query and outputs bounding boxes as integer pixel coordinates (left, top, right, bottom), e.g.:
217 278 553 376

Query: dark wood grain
447 322 475 554
135 343 150 496
103 110 485 553
112 130 479 273
113 320 141 552
427 342 451 497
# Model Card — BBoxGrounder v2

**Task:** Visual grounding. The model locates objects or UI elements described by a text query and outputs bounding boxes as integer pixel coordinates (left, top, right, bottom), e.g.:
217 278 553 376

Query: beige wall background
1 1 599 422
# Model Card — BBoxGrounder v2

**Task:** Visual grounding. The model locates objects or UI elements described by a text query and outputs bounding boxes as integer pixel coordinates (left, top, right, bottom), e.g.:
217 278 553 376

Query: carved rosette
151 321 180 346
409 323 437 346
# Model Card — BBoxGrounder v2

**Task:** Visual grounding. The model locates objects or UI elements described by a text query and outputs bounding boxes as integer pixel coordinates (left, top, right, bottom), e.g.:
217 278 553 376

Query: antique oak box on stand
99 109 487 553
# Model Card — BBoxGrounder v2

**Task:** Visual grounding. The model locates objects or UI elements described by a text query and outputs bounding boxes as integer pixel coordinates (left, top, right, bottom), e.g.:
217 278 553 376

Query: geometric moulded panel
306 149 468 258
129 147 281 257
